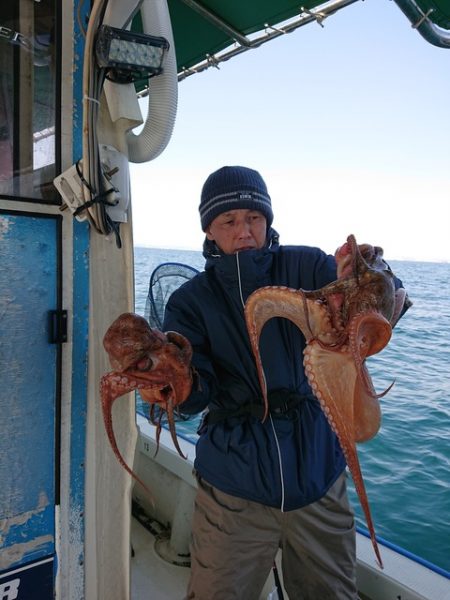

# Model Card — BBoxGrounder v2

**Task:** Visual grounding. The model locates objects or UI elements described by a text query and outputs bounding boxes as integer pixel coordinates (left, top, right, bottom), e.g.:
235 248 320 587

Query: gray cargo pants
186 472 358 600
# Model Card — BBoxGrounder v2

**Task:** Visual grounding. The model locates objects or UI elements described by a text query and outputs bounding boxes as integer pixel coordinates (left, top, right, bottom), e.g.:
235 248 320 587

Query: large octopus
100 312 193 498
244 234 410 568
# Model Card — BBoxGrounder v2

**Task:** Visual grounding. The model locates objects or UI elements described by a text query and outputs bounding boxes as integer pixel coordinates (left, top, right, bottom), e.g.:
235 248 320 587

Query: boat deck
132 419 450 600
131 514 450 600
131 517 190 600
130 516 283 600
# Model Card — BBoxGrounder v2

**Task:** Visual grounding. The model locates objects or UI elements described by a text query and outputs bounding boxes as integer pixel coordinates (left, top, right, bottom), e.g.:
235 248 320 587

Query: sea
134 246 450 574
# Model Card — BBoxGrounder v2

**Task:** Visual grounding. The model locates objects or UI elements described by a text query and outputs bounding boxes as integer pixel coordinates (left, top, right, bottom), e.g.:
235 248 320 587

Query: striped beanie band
199 166 273 231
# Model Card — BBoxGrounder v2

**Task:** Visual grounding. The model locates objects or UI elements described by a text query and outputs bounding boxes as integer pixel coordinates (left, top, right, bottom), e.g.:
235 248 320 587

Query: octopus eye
135 357 153 371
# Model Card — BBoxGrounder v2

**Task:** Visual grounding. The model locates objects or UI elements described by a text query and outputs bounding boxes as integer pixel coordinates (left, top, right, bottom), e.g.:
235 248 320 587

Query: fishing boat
1 1 449 599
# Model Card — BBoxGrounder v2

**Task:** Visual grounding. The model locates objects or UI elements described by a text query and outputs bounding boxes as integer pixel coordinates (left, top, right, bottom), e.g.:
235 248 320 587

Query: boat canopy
133 0 450 84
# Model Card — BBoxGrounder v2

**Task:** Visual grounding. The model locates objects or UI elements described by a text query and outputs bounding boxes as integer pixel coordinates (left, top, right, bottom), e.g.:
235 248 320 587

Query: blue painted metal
0 213 58 574
67 0 91 587
68 219 89 575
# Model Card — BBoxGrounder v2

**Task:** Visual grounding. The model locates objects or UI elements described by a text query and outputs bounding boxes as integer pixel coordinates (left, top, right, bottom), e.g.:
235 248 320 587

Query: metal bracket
48 310 68 344
301 6 327 28
412 7 434 29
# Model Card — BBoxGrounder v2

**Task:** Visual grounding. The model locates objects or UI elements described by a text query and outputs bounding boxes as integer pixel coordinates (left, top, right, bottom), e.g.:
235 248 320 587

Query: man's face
205 209 267 255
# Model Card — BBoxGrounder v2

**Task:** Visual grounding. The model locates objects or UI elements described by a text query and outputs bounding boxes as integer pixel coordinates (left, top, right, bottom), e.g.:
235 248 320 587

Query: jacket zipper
235 252 286 512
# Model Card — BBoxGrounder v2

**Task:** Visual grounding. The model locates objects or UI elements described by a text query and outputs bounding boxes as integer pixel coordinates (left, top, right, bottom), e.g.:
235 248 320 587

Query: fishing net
142 261 200 426
145 261 199 329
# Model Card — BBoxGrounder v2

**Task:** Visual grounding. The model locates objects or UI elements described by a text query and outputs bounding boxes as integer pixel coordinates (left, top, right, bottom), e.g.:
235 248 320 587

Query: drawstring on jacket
235 251 288 513
234 250 287 598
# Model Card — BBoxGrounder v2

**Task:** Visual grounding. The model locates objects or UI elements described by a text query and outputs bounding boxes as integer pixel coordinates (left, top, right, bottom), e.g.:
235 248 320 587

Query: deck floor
130 517 281 600
131 513 450 600
131 517 190 600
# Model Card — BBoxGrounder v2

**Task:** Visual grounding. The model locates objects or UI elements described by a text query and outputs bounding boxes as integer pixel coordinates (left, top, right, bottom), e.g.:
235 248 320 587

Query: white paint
84 225 136 600
0 557 53 578
0 578 20 600
0 216 11 241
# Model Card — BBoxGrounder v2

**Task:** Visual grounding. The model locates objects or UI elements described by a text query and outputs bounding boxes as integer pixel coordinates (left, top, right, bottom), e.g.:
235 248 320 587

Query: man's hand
335 241 378 279
335 241 353 279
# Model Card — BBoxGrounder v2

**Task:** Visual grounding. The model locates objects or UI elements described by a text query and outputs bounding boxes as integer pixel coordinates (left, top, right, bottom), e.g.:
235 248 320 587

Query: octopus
100 312 193 498
244 234 410 568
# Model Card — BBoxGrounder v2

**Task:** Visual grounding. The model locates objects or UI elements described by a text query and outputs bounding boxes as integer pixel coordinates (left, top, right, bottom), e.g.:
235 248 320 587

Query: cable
82 0 121 239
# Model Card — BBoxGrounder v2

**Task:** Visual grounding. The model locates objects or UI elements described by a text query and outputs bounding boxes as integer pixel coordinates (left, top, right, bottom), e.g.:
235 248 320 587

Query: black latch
48 310 68 343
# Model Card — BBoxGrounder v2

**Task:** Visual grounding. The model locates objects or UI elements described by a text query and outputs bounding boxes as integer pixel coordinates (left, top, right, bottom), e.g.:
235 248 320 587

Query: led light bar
96 25 169 83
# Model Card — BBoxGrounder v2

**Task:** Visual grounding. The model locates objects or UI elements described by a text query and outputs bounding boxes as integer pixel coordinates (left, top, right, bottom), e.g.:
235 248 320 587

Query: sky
129 0 450 262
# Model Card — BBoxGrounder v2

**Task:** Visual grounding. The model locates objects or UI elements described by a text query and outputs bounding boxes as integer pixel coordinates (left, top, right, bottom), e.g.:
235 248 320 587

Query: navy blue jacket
163 230 347 510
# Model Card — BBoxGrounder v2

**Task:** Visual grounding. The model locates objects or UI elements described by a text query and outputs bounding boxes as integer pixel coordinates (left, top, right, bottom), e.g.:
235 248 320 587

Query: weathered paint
68 219 89 578
59 1 90 600
0 213 58 573
65 0 90 595
0 215 11 239
0 492 49 541
0 536 54 572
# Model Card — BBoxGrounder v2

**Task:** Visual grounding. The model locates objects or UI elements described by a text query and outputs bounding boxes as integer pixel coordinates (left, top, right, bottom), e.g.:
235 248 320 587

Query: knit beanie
199 166 273 231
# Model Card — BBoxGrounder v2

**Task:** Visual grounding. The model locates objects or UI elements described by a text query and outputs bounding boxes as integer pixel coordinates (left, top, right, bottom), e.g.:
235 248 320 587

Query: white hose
126 0 178 163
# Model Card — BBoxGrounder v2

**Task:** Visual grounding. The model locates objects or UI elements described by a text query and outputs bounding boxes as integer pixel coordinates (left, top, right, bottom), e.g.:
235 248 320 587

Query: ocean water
134 246 450 573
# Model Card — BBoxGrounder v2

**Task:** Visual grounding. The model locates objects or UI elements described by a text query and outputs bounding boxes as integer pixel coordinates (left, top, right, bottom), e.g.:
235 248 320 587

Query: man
163 166 403 599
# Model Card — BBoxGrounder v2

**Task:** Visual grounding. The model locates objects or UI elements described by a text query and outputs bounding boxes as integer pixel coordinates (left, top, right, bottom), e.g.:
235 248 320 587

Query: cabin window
0 0 59 203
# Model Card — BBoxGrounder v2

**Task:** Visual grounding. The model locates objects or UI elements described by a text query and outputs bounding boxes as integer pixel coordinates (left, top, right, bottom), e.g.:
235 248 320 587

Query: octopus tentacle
341 434 383 568
304 340 383 566
245 286 338 420
100 373 160 502
165 396 187 459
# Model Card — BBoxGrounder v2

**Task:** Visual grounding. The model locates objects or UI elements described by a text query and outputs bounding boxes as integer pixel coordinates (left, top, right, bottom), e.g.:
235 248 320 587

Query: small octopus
100 312 193 498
